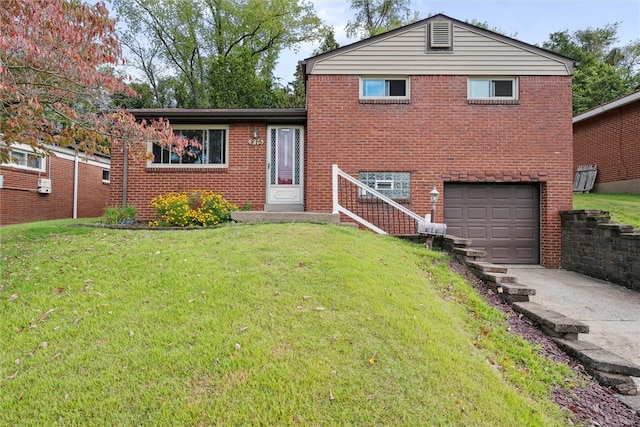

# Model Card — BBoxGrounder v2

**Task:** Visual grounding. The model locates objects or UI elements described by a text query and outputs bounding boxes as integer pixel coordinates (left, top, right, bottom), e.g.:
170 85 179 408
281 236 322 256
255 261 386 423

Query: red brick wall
573 100 640 184
109 123 267 219
0 155 109 225
305 74 574 267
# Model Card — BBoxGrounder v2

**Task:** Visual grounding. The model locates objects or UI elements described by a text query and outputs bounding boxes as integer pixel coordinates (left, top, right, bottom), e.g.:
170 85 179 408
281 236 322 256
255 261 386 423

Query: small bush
150 191 237 227
104 205 137 224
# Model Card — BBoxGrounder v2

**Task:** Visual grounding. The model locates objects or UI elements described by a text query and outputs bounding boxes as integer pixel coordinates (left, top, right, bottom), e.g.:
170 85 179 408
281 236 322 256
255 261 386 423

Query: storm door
266 126 304 211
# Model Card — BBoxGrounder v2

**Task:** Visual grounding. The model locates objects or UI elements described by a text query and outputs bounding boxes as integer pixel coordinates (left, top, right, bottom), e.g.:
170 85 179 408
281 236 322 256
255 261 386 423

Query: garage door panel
491 226 511 239
468 187 488 199
446 185 464 199
491 187 511 199
468 207 487 220
444 207 463 221
515 208 534 220
516 186 536 199
467 226 487 239
490 247 513 263
514 248 535 263
515 226 534 239
491 207 510 220
444 183 539 264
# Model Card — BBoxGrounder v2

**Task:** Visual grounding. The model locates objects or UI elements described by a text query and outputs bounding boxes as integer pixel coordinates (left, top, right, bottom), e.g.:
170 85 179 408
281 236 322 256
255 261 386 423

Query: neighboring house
110 14 576 268
0 144 110 225
573 91 640 193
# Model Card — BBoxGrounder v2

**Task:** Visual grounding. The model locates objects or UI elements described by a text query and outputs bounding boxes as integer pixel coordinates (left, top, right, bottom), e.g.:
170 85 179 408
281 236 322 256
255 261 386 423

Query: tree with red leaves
0 0 190 163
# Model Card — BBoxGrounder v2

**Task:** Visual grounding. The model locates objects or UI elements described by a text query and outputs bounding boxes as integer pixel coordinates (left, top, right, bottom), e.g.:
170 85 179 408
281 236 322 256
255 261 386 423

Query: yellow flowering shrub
149 191 238 227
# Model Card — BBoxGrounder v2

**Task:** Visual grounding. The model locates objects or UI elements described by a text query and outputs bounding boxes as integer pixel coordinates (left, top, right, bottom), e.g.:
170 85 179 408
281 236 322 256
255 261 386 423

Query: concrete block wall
561 210 640 292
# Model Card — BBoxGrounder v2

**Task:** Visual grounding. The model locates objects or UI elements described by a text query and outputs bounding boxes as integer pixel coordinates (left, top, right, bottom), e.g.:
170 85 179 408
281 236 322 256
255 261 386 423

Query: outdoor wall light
430 186 440 220
248 128 264 146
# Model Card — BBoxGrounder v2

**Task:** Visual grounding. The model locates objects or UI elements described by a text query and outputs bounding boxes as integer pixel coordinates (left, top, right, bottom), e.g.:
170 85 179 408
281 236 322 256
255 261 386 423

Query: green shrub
104 205 137 224
150 191 237 227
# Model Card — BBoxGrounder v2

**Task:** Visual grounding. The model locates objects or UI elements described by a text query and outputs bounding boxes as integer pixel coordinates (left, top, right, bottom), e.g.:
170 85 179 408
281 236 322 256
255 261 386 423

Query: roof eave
573 91 640 123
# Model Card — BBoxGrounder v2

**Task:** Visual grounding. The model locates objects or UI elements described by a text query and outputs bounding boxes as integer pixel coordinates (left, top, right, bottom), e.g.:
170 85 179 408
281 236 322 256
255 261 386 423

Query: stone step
465 261 508 274
553 338 640 377
452 247 486 258
444 235 473 247
475 271 518 284
499 283 536 296
512 301 588 340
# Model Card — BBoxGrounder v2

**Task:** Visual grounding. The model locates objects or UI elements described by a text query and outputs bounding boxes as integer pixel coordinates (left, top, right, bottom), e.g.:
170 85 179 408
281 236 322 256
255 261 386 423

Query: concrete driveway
506 265 640 410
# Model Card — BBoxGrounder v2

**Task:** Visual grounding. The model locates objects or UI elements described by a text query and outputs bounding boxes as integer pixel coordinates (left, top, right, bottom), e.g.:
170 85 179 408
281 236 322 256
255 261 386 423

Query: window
468 77 517 100
102 169 110 183
359 172 410 200
150 126 228 167
5 148 45 172
361 77 409 99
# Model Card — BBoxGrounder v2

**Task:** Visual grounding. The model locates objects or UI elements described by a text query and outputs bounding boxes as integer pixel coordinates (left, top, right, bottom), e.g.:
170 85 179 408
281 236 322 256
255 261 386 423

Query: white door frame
265 125 304 212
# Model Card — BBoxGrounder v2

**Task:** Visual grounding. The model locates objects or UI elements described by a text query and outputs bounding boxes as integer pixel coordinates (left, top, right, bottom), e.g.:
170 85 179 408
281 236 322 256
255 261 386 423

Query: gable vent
430 21 452 48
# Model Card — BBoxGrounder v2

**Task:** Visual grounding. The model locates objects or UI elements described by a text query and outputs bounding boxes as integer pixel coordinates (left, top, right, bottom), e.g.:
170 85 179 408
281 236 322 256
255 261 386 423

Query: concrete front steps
442 235 639 397
231 211 340 224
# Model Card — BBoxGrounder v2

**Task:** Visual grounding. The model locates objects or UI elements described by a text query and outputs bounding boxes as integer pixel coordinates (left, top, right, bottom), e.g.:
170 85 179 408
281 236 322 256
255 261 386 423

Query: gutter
573 91 640 123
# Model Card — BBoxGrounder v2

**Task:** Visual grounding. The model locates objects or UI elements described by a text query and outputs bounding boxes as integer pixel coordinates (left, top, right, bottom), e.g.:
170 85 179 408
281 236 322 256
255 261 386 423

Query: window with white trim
102 169 110 183
5 148 46 172
359 172 410 200
150 126 228 167
468 77 518 100
360 77 409 99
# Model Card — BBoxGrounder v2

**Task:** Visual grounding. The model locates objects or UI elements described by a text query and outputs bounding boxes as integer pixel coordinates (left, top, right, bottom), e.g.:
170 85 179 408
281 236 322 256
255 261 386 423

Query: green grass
1 221 578 425
573 193 640 229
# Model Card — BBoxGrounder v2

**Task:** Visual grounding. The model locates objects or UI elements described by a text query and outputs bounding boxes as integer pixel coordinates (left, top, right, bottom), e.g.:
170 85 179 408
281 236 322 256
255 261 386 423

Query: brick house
573 91 640 193
0 144 110 225
109 15 576 267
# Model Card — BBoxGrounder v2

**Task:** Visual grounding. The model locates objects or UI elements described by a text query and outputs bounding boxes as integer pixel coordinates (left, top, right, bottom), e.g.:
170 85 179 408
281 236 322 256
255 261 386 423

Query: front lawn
1 222 577 425
573 192 640 229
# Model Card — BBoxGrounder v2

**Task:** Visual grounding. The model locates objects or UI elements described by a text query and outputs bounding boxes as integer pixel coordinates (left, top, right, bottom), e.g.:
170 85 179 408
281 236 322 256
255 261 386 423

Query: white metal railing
332 164 425 235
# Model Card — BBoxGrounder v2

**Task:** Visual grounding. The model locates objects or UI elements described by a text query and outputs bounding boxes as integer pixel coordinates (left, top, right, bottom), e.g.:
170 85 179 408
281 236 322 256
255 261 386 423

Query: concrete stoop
444 236 640 398
231 211 340 225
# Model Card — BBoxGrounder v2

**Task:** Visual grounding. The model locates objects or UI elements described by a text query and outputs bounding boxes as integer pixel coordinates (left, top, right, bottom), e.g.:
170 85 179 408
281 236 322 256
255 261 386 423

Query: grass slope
1 222 575 426
573 193 640 229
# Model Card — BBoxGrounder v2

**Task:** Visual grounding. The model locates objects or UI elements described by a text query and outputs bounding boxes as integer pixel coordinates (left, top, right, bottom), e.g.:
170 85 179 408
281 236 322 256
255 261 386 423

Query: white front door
266 126 304 211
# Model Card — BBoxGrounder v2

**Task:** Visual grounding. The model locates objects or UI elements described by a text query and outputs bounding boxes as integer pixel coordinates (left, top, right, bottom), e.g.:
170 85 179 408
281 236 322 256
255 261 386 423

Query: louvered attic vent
430 21 451 48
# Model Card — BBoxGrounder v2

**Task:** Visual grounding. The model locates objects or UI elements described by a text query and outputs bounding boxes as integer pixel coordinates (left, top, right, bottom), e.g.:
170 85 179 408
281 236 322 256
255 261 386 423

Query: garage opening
444 183 540 264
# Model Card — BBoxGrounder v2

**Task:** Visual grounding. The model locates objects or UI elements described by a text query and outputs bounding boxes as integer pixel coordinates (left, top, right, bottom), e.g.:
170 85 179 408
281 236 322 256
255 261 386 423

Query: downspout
73 153 79 218
122 142 128 208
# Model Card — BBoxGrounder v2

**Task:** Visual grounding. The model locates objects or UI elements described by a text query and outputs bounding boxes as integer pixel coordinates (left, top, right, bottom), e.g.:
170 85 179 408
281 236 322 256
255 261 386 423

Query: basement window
359 172 410 200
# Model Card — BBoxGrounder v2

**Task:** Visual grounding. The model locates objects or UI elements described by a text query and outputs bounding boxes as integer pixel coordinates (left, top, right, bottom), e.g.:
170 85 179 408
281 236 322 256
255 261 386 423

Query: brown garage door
444 183 540 264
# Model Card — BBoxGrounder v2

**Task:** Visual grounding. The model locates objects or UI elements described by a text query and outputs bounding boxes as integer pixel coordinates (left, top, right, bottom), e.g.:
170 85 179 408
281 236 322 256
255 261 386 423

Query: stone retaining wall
560 210 640 292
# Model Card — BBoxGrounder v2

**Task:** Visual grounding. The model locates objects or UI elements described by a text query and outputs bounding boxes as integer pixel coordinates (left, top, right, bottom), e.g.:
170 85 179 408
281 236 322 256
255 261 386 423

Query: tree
542 23 640 114
283 26 341 108
0 0 189 163
114 0 325 108
346 0 419 39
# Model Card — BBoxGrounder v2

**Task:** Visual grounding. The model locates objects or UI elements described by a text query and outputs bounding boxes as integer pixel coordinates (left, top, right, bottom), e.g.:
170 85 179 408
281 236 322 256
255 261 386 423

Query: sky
273 0 640 83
